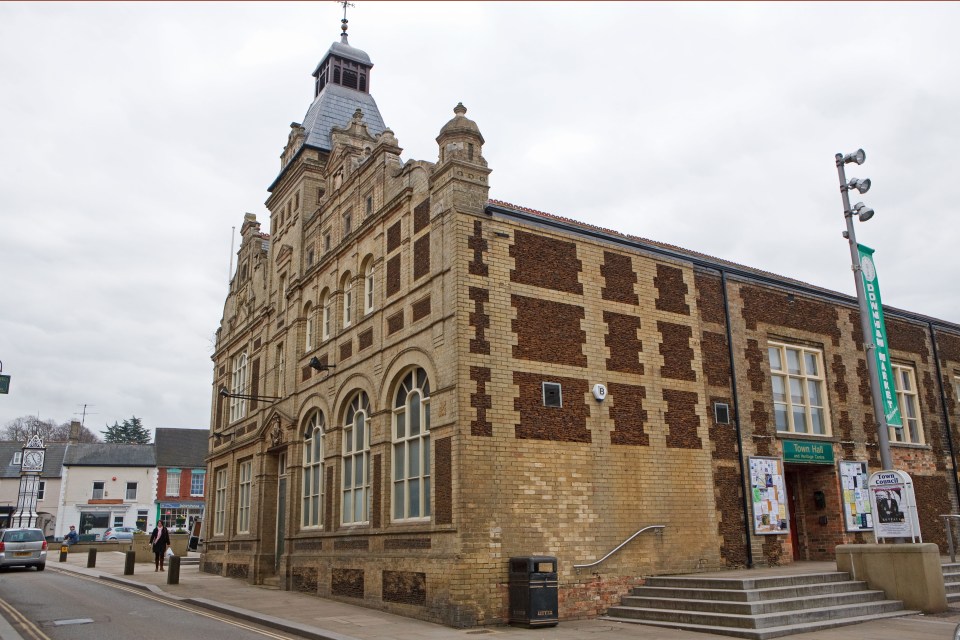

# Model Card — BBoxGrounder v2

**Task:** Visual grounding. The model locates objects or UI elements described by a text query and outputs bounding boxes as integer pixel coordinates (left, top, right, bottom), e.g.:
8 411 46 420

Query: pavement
30 550 960 640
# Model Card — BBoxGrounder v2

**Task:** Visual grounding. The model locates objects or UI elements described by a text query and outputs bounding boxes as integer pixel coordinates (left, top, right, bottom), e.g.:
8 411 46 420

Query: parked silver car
0 528 47 571
103 526 137 541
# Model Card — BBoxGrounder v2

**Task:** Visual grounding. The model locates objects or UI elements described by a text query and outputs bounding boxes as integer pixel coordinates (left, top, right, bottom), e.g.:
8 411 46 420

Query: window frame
214 467 228 536
364 261 375 315
342 275 353 328
190 471 205 497
237 460 253 534
37 481 45 500
230 352 248 423
392 368 431 522
301 411 325 529
92 481 105 500
166 469 181 496
276 342 286 397
304 303 315 352
126 482 138 500
767 341 832 436
890 362 924 445
341 391 371 525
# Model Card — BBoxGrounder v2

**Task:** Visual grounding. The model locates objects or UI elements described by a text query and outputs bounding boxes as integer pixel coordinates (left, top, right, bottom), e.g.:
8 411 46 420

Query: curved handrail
573 524 665 572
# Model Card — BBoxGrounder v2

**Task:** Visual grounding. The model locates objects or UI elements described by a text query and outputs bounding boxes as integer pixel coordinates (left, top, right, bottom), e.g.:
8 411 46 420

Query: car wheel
36 564 45 571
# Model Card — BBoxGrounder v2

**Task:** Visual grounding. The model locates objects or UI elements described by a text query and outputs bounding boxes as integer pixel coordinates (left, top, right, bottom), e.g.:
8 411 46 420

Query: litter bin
508 556 558 627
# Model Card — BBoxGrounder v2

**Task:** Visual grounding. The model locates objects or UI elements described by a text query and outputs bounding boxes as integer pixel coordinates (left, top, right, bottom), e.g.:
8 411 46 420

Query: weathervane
338 0 355 42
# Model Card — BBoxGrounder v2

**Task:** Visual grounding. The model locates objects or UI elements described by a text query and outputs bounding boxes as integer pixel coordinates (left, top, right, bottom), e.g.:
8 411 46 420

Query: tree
102 415 151 444
1 416 100 443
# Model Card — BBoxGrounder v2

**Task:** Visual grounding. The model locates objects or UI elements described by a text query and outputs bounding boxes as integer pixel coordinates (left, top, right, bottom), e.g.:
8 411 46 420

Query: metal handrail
940 514 960 562
573 525 665 572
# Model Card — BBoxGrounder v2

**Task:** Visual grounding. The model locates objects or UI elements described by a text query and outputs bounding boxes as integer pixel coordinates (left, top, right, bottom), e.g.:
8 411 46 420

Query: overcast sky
2 2 959 436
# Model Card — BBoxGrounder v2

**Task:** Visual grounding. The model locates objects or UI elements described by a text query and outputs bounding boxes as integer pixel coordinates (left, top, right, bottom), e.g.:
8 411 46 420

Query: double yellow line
0 594 50 640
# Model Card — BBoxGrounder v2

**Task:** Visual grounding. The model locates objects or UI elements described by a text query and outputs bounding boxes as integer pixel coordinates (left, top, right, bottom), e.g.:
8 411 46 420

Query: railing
941 514 960 562
573 525 665 572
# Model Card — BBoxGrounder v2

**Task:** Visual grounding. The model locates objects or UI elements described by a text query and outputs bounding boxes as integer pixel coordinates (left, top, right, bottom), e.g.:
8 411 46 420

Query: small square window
714 402 731 425
542 382 562 408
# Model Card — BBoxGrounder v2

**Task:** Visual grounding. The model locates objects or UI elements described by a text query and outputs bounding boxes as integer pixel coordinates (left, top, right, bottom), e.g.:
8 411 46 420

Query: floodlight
843 149 866 165
853 202 874 222
848 178 871 194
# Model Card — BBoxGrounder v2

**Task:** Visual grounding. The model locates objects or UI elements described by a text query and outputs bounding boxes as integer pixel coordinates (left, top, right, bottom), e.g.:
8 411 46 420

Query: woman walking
150 521 171 572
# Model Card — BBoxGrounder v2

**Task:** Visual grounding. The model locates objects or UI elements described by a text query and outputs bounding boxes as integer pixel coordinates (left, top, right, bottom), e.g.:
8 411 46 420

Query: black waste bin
508 556 558 627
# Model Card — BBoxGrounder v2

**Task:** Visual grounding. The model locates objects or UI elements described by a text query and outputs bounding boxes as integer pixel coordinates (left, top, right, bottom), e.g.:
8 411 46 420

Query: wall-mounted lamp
309 357 335 372
218 387 281 401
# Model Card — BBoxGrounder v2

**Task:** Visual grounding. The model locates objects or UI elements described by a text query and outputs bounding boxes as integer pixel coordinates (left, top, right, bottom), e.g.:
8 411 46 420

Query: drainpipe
928 322 960 510
721 270 753 568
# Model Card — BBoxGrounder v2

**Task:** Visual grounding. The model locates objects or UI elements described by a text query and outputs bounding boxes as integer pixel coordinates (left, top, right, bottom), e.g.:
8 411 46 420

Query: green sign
782 440 834 464
857 244 902 429
0 375 9 394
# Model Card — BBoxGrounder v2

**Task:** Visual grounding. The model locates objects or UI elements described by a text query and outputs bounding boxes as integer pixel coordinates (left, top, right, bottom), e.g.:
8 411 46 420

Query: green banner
0 375 9 394
782 440 834 464
857 244 902 429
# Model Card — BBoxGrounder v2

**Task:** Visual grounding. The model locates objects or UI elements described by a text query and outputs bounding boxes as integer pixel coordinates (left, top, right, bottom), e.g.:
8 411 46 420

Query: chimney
69 421 81 444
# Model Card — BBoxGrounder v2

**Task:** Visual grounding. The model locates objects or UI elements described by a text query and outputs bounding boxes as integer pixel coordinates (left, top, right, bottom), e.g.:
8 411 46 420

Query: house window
92 481 105 500
321 291 332 340
12 452 21 465
392 368 431 521
276 342 286 397
304 304 315 352
113 516 124 528
279 274 287 312
364 261 374 314
126 482 137 500
365 195 373 218
230 352 248 423
302 411 325 528
307 246 315 267
190 471 205 496
342 275 353 328
37 481 45 500
891 363 924 444
324 233 331 253
137 509 148 532
237 460 253 533
342 391 371 525
214 468 228 536
166 470 181 496
768 342 830 435
343 210 352 236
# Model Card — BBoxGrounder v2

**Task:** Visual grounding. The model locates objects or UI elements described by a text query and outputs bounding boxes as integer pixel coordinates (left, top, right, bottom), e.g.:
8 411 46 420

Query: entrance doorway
784 463 840 561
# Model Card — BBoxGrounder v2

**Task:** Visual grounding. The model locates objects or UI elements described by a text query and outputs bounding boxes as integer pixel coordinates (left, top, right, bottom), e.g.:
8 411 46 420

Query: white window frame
304 304 315 352
237 460 253 533
302 411 325 528
279 274 287 312
12 452 21 465
342 276 353 328
37 481 45 500
126 482 138 500
214 468 228 536
166 470 181 496
230 352 248 423
891 363 924 445
322 292 332 341
768 342 831 436
341 392 370 525
364 262 375 315
190 471 205 497
276 342 286 397
392 368 431 522
92 481 105 500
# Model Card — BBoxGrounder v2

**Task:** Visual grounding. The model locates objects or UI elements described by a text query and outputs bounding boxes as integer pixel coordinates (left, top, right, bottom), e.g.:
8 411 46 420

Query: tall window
321 290 332 340
230 352 248 422
126 482 138 500
37 481 46 500
214 468 228 535
302 411 325 528
304 303 315 352
342 274 353 328
190 471 205 497
166 470 181 496
393 368 431 521
279 274 287 312
92 481 104 500
237 460 253 533
342 391 371 524
364 261 375 315
343 210 352 236
276 342 286 397
891 363 924 444
768 342 830 435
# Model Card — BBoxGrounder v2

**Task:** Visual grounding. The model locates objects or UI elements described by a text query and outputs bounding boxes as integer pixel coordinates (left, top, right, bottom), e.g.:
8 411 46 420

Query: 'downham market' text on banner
858 244 902 429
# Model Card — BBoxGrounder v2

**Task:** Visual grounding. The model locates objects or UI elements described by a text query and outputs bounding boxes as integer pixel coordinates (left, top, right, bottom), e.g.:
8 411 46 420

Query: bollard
124 550 135 575
59 545 68 562
166 555 180 585
87 548 97 568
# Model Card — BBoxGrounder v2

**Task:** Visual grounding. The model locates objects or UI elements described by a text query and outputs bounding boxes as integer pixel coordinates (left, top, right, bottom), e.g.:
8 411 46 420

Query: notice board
839 460 873 531
749 456 789 535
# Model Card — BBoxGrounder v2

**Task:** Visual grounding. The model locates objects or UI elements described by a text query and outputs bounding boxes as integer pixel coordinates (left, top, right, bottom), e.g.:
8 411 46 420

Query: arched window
304 302 314 352
363 260 375 315
392 368 431 521
342 391 370 524
302 411 325 528
320 289 331 341
342 273 353 328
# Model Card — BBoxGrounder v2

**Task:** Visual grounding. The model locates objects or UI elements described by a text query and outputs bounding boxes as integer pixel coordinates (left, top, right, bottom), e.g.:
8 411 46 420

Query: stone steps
603 571 914 639
942 562 960 603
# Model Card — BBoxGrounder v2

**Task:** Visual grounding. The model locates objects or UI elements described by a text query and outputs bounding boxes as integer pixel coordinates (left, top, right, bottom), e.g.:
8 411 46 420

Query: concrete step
643 572 849 591
629 579 871 603
600 608 919 640
605 599 907 630
620 588 886 615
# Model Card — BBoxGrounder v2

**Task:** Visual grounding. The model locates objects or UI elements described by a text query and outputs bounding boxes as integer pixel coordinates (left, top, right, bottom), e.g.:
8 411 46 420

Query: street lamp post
835 149 894 471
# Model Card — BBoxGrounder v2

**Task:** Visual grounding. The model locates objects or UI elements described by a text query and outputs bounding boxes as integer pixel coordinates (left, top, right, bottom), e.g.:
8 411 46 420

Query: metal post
86 547 97 568
166 555 180 585
836 153 894 471
124 550 135 575
59 545 68 562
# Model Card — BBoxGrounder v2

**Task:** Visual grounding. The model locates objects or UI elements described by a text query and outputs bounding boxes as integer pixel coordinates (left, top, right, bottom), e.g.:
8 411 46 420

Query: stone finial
453 102 467 117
